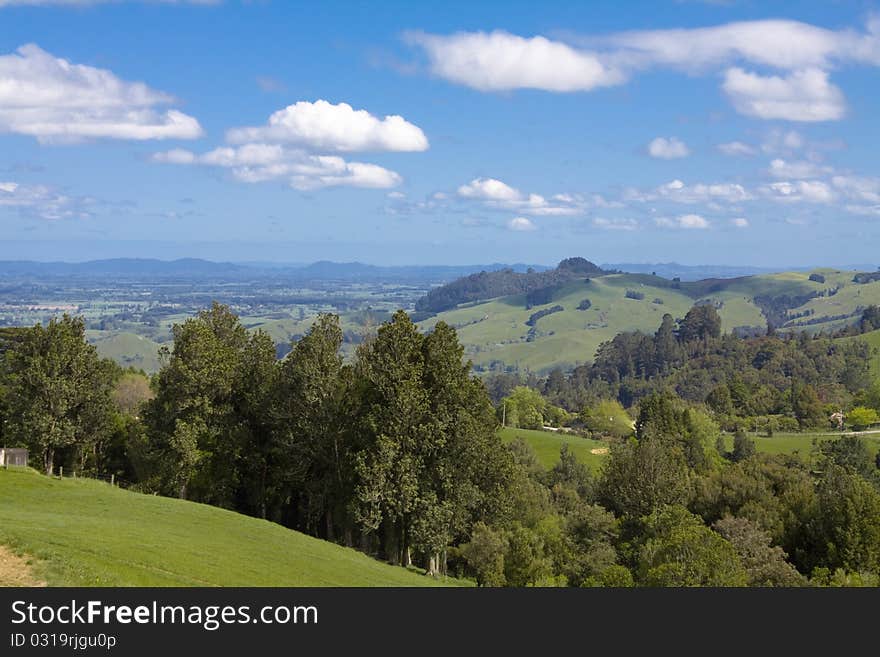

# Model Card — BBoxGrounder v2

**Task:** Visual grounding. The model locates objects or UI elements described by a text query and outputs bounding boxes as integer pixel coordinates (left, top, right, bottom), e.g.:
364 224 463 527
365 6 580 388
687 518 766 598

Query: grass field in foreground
498 426 608 470
0 468 465 587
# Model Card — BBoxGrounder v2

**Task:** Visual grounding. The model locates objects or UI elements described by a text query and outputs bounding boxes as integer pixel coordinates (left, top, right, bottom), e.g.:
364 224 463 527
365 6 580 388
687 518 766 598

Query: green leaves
3 314 115 475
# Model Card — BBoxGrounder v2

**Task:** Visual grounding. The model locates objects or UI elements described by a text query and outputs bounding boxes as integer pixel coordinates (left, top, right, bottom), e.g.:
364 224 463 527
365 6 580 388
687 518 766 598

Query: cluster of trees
508 305 875 434
462 392 880 586
0 319 147 480
4 301 880 586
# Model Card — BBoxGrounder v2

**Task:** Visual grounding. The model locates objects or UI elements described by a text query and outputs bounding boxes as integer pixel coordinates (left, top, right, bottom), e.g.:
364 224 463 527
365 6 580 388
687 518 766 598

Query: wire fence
46 466 133 489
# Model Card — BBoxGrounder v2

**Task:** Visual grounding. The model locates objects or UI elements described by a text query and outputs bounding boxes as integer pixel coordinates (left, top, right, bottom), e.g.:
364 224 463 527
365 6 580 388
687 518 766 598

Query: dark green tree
142 302 249 505
598 438 691 518
2 315 115 475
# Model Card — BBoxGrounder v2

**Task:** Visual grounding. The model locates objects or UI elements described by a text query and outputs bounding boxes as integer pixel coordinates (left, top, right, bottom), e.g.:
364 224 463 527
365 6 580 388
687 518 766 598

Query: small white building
0 448 28 467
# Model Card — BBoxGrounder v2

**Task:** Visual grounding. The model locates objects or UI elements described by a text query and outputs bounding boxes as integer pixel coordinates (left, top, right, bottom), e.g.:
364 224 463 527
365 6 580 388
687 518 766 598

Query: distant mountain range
0 258 551 281
0 258 874 284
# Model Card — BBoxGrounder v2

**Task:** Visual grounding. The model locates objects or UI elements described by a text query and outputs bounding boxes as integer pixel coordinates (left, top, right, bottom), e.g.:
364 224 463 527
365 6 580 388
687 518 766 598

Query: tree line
2 304 880 585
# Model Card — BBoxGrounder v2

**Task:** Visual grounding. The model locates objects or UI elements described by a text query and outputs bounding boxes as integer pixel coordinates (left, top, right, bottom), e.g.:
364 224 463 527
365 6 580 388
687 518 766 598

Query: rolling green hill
0 468 463 587
419 268 880 374
86 330 163 374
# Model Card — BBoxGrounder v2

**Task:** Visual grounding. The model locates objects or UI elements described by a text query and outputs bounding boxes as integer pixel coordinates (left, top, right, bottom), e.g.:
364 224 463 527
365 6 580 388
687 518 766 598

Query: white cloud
458 177 520 202
832 175 880 203
226 100 428 152
406 30 624 92
601 19 880 71
152 145 403 190
457 177 585 216
0 44 203 142
718 141 756 156
768 158 833 179
408 19 880 121
761 129 805 154
656 214 710 229
762 180 834 203
0 180 93 219
722 67 845 121
731 217 750 228
593 217 638 231
507 216 538 231
627 178 753 204
647 136 690 159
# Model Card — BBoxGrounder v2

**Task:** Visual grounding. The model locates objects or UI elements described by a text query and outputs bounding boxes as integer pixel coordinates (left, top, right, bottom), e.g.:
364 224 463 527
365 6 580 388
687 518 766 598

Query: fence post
110 474 115 486
59 466 63 479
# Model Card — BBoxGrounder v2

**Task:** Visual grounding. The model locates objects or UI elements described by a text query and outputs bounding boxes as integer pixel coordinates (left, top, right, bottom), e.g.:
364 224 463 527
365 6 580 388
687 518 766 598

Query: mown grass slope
498 426 608 470
499 426 880 473
0 468 463 587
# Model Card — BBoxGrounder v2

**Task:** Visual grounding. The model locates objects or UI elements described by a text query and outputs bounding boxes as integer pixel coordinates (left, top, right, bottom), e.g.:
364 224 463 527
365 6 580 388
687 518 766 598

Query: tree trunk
44 447 54 477
325 508 335 542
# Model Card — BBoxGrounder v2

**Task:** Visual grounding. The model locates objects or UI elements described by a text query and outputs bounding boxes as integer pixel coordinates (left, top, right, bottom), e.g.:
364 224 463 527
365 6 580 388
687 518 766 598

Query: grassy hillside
86 330 163 373
420 269 878 374
499 426 880 473
0 468 463 587
499 426 608 470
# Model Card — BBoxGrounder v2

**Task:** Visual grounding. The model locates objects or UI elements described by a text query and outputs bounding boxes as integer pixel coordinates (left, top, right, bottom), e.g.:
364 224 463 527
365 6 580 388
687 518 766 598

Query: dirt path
0 545 45 587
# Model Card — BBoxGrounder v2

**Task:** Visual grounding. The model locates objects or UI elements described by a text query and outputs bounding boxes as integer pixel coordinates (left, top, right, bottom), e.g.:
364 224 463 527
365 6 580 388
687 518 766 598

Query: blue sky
1 0 879 267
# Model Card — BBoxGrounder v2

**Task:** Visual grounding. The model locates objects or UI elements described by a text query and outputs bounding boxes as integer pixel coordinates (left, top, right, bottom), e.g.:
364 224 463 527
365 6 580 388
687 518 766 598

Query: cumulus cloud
722 67 845 121
226 100 428 152
405 30 624 92
647 137 690 159
731 217 750 228
506 216 538 231
0 44 203 142
655 213 710 229
832 175 880 203
762 180 834 203
0 180 94 219
152 145 402 190
767 158 833 179
457 177 585 215
458 177 520 202
407 19 880 121
152 99 427 191
600 19 880 71
718 141 757 156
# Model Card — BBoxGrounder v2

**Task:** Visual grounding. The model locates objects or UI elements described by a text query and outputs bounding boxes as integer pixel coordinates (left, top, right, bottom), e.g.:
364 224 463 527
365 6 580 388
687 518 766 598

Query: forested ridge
2 301 880 586
415 257 606 314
